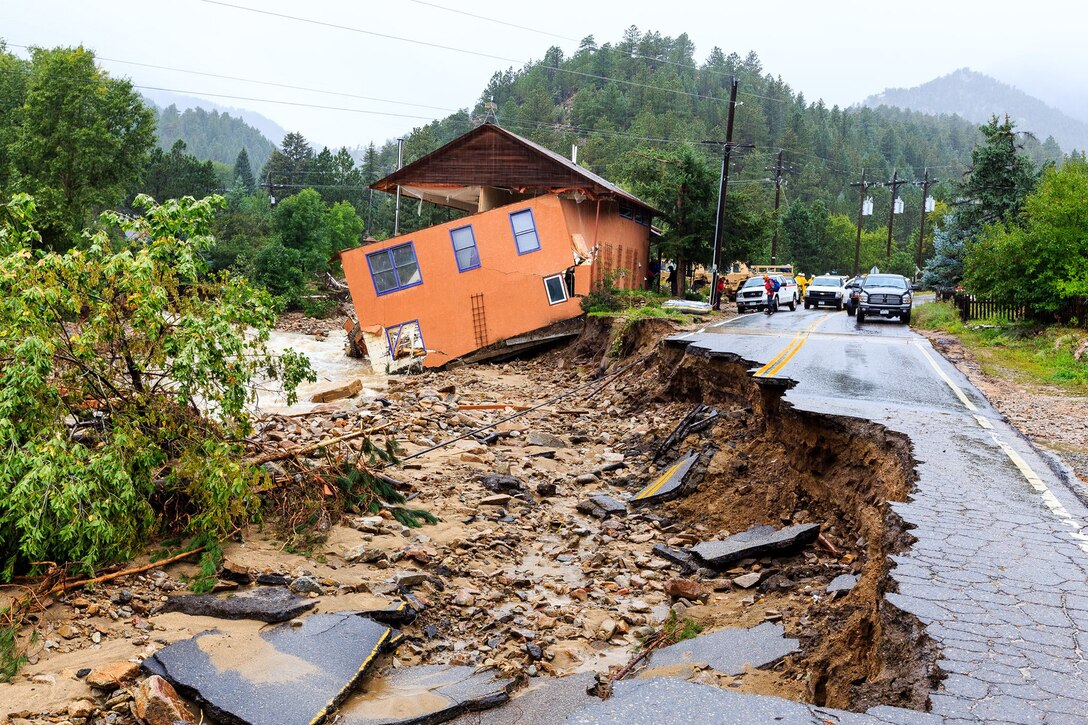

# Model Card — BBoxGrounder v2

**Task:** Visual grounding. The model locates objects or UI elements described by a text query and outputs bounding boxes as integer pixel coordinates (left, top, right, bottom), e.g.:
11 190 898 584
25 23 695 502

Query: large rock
160 586 317 623
338 665 513 724
86 660 141 689
143 613 397 725
689 523 821 569
133 675 197 725
310 378 363 403
664 578 710 601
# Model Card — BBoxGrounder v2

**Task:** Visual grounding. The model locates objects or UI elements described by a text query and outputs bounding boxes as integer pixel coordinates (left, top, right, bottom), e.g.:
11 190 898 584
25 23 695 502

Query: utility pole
913 168 939 272
849 170 877 277
265 172 283 207
709 77 739 308
884 168 909 264
766 150 785 264
393 137 405 236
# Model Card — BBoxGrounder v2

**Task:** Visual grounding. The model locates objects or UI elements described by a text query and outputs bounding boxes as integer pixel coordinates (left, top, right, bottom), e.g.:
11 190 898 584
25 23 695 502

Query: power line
197 0 738 106
3 43 459 114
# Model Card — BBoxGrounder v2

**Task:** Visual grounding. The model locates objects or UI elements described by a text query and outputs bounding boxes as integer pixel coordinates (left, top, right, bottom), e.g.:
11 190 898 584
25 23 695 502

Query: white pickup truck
736 275 798 313
803 275 847 310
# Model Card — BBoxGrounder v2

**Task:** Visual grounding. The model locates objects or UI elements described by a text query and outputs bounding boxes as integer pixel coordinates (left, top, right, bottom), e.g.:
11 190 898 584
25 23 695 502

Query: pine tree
233 148 255 193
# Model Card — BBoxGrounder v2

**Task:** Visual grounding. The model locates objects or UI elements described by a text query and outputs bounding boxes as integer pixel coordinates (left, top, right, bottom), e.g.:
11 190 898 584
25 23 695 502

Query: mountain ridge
862 68 1088 152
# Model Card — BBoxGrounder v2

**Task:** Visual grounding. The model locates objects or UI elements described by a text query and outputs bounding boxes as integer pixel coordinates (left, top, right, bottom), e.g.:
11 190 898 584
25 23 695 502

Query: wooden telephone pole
767 150 785 264
850 170 878 277
884 169 910 264
709 77 739 308
914 168 939 272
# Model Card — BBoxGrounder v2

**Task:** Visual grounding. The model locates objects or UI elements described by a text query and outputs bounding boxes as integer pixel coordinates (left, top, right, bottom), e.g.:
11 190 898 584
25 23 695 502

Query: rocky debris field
1 317 935 724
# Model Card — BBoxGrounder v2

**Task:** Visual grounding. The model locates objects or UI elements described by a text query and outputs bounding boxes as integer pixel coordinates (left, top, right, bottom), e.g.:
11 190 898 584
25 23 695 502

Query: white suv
736 275 798 313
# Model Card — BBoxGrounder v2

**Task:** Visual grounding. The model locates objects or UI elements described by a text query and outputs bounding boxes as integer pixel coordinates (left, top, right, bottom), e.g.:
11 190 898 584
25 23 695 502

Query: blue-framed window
367 242 422 295
509 209 541 255
450 225 481 272
386 320 424 359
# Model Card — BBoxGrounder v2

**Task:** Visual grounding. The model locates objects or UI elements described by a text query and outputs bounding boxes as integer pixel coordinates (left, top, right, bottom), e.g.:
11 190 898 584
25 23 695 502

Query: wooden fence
951 293 1088 328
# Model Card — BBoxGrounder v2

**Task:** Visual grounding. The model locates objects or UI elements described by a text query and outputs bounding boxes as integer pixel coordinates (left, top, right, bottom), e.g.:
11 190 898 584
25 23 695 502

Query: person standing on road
796 273 810 299
763 274 777 315
713 275 727 311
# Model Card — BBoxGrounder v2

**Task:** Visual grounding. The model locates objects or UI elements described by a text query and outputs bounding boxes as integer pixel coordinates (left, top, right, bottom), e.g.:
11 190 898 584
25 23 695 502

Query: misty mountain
862 68 1088 152
141 89 287 146
144 99 278 174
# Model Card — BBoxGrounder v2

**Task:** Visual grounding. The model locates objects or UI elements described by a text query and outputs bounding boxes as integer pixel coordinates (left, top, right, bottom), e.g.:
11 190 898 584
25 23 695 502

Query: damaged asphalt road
671 307 1088 722
8 310 1088 724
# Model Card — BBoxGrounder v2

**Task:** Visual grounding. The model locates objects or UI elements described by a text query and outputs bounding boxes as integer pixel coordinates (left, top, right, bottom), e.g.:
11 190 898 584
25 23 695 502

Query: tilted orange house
340 123 657 371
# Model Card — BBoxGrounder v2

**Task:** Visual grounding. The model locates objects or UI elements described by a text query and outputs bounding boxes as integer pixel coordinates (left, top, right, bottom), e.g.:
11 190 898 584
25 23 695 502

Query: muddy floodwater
257 328 386 415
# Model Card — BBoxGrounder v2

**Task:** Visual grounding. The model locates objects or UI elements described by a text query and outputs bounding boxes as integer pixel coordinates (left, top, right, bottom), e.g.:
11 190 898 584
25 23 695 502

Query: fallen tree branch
599 628 671 698
47 546 206 597
246 421 399 465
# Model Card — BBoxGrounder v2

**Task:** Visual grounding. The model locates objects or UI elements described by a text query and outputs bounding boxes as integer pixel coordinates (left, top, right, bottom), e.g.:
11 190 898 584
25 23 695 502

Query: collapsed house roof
371 122 658 216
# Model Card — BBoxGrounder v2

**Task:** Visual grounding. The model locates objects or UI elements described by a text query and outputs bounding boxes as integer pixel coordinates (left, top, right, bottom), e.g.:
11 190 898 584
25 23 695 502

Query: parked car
843 276 865 316
804 275 847 310
856 274 914 324
736 275 798 313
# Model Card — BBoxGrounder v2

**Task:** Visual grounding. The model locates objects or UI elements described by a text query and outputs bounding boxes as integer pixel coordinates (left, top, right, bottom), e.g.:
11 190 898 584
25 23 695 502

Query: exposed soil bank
654 340 941 711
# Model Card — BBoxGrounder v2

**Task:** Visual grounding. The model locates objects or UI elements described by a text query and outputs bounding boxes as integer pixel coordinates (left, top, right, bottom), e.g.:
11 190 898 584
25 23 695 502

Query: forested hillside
355 28 1023 274
150 103 277 173
864 68 1086 154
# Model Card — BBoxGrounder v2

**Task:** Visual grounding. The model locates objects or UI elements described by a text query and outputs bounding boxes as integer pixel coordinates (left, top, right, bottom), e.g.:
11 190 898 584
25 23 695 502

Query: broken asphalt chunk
826 573 858 596
644 622 799 676
337 664 513 724
160 586 316 623
689 523 821 569
651 544 697 573
143 613 397 725
630 453 699 504
576 494 627 519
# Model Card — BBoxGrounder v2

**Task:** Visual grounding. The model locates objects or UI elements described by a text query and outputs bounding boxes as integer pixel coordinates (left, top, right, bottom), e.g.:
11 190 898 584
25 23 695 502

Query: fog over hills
863 68 1088 152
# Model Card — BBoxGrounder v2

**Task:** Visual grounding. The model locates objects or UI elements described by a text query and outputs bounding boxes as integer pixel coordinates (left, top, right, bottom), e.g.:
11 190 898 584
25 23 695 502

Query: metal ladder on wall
470 293 488 348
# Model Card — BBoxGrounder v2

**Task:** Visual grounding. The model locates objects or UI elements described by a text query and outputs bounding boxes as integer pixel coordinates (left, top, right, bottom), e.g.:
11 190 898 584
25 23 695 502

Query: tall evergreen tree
233 147 256 193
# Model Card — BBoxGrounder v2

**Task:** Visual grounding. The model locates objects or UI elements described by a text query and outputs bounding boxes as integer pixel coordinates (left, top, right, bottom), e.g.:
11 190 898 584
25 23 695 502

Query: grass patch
915 303 1088 390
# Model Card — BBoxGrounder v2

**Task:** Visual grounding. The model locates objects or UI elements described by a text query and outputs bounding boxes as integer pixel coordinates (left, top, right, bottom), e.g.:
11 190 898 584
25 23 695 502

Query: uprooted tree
0 192 315 582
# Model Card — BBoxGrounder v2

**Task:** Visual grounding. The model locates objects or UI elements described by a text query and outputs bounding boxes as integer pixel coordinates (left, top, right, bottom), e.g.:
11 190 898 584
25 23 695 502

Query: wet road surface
660 306 1088 723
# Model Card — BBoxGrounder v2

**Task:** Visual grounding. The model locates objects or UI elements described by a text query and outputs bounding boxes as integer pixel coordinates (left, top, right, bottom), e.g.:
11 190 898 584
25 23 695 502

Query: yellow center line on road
753 314 830 378
633 457 687 500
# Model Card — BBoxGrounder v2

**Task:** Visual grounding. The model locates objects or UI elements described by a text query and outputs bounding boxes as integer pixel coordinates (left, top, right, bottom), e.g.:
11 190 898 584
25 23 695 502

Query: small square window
544 274 568 305
510 209 541 255
450 225 481 272
367 242 422 295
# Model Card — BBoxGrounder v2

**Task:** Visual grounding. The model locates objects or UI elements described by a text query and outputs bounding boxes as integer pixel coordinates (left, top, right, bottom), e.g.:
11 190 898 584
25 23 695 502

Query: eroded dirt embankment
654 340 941 711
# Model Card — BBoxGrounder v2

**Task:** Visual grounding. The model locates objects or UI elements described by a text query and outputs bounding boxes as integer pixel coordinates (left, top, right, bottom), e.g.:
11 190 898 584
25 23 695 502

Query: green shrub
911 301 964 333
0 193 314 581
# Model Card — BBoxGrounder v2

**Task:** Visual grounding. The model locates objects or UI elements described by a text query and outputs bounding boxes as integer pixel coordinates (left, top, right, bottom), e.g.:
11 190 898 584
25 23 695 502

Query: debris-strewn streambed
0 316 940 723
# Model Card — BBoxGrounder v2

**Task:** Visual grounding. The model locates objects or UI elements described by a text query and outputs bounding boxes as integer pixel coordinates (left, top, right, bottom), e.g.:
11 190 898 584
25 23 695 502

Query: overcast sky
3 0 1086 150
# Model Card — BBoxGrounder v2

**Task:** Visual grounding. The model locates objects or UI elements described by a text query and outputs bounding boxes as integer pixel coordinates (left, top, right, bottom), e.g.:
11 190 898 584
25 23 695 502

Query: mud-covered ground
2 314 938 723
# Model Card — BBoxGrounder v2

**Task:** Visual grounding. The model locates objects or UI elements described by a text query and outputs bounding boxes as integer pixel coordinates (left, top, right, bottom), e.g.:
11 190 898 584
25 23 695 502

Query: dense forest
353 28 1068 277
150 103 277 173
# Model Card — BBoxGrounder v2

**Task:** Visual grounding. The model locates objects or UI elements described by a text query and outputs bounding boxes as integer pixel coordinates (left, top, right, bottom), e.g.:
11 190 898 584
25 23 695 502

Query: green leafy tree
7 45 155 249
0 193 314 580
965 158 1088 312
233 147 256 193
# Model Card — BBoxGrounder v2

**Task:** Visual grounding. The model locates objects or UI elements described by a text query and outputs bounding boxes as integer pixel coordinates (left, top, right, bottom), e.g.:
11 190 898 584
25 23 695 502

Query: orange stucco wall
341 194 651 368
559 198 652 291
